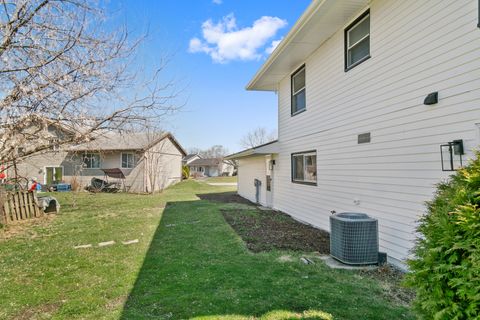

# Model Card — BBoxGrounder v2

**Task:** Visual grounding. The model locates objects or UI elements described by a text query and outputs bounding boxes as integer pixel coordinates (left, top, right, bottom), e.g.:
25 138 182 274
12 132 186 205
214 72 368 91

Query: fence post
0 187 6 225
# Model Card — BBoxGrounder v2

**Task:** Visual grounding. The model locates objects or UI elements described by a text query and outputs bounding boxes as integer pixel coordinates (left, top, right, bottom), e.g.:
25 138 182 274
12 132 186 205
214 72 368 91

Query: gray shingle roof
183 154 200 162
70 132 186 156
188 158 222 166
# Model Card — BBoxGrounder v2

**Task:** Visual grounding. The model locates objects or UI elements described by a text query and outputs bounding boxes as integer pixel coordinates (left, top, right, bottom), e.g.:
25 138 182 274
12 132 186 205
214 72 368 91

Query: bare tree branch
0 0 182 164
239 127 276 149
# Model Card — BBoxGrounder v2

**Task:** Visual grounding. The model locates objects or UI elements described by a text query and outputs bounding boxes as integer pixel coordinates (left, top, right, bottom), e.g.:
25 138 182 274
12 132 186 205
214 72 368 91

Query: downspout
143 151 147 193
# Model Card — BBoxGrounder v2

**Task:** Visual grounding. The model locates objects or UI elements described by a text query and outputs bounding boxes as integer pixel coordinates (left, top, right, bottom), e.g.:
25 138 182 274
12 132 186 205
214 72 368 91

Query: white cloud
212 0 222 4
188 13 287 63
265 38 282 54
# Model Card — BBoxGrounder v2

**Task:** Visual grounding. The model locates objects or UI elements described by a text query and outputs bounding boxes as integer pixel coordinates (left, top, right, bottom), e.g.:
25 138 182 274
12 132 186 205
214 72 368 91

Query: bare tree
0 0 181 167
187 147 202 156
239 127 276 149
201 145 229 158
189 145 229 158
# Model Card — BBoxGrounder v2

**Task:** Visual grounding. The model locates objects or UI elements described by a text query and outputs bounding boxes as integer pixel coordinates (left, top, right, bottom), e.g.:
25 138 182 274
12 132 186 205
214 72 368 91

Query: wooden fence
0 190 44 224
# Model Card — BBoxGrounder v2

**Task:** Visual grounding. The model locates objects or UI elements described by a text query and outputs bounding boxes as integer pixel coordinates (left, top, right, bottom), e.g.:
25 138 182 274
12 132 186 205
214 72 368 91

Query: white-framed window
345 10 370 70
121 152 136 169
83 153 100 169
291 151 317 185
291 65 306 115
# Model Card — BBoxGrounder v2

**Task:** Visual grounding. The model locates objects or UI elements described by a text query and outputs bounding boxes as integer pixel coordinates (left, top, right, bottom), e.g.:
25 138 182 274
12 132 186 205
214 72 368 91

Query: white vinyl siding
274 0 480 265
237 156 268 205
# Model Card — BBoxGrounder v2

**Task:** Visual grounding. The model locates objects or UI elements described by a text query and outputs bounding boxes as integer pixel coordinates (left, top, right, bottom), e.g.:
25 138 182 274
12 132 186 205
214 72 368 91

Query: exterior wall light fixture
441 139 464 171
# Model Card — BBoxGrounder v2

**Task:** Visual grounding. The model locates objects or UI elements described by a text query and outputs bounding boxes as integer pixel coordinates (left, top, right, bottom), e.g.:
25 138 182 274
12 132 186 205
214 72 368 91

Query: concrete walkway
206 182 238 186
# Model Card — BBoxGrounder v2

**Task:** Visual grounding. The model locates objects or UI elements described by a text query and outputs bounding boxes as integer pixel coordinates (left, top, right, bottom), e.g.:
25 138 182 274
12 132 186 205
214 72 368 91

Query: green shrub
182 165 190 179
406 153 480 319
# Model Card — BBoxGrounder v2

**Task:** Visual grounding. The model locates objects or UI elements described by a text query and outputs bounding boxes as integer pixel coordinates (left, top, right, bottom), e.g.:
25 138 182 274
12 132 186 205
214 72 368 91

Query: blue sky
107 0 310 153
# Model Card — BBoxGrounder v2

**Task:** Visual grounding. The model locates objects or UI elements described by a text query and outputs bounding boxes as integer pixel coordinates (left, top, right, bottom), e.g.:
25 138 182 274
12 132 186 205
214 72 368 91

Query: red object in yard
0 165 6 179
29 182 38 192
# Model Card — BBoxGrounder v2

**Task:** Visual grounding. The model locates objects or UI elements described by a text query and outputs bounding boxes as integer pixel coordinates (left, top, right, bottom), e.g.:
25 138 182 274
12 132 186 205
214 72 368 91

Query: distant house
14 129 186 193
188 157 234 177
226 0 480 269
182 154 201 166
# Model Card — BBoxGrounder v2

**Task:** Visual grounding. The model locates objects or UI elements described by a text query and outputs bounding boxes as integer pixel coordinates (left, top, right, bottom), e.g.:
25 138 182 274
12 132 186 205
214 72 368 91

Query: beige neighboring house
188 157 234 177
14 127 186 193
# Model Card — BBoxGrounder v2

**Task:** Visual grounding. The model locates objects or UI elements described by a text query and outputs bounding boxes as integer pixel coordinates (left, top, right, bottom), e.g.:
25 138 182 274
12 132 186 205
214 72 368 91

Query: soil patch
222 208 330 253
13 302 60 320
197 192 254 205
0 215 55 241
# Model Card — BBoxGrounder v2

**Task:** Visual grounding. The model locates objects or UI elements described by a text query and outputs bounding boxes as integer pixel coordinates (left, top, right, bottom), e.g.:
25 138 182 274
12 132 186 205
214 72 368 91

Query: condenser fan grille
330 212 379 265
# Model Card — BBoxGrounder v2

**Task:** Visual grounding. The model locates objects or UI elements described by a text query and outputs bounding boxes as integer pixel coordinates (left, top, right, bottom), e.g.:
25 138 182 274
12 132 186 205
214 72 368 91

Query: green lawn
0 181 413 319
205 176 238 183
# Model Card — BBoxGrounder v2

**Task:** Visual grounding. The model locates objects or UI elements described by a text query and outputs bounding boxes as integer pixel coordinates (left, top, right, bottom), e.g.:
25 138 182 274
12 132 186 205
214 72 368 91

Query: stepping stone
300 257 315 264
278 255 294 262
74 244 92 249
122 239 139 245
98 240 115 247
165 224 176 227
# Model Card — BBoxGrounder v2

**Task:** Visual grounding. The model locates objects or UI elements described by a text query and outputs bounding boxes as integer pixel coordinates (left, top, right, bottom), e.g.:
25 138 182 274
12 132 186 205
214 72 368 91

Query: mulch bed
222 208 330 254
197 192 254 205
201 191 330 253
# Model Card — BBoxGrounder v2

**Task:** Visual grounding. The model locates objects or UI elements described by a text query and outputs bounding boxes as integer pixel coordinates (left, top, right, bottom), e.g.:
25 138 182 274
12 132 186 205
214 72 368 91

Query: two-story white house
226 0 480 268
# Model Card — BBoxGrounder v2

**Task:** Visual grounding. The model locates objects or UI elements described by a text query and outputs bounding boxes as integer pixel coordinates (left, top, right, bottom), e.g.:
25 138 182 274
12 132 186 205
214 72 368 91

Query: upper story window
291 151 317 185
291 65 306 115
345 10 370 71
121 152 136 169
83 153 100 169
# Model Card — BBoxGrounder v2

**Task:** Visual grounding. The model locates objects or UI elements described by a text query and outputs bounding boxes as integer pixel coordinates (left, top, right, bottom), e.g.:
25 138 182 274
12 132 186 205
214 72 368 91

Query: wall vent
358 132 371 144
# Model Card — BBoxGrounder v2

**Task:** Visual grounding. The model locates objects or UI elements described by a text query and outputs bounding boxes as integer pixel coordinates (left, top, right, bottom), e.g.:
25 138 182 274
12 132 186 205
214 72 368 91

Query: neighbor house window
83 153 100 169
121 153 136 169
49 138 59 151
345 10 370 70
291 65 306 115
291 151 317 185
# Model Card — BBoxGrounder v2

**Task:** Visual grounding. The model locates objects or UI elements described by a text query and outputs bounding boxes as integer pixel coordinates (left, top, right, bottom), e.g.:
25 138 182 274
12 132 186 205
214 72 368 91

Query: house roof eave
225 140 279 160
246 0 369 91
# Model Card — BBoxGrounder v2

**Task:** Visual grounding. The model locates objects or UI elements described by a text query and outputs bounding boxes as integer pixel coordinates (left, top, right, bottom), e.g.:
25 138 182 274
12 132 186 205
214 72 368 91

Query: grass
205 176 238 183
0 181 413 319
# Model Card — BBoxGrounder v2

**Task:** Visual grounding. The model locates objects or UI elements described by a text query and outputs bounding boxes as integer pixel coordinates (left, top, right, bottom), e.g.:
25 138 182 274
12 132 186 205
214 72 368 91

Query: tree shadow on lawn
120 193 413 320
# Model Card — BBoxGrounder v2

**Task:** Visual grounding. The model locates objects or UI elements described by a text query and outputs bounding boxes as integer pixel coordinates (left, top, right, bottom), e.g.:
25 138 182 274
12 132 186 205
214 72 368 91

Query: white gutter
246 0 369 91
225 141 279 160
